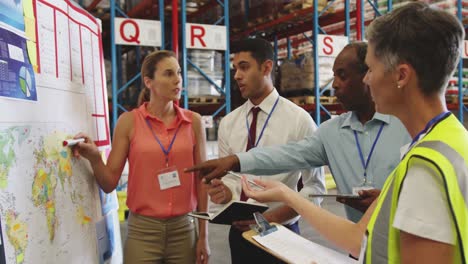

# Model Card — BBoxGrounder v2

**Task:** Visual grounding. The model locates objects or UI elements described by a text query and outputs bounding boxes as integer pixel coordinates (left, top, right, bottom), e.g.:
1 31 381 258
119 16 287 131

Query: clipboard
242 213 287 262
242 213 358 264
242 213 291 263
309 194 363 199
243 226 291 262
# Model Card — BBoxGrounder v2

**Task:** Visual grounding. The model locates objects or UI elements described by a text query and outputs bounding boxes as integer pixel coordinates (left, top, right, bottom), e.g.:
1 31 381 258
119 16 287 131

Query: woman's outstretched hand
241 177 292 204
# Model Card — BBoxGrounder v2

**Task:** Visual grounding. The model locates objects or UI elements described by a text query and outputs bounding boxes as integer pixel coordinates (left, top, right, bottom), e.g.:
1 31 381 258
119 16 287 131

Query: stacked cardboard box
280 52 334 93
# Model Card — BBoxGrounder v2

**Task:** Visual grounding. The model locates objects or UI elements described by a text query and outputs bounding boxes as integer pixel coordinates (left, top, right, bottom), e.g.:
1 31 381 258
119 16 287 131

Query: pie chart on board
19 66 32 97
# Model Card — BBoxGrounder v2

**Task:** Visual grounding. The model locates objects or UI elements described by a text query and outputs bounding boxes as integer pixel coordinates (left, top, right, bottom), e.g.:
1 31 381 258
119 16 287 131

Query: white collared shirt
216 89 326 225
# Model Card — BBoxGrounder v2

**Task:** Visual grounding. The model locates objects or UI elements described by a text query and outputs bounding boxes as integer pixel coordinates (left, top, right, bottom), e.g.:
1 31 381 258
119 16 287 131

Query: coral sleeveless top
126 102 197 218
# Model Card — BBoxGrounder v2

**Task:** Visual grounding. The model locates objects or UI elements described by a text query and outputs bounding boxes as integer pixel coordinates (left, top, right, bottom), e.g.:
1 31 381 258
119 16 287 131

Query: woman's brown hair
137 50 177 106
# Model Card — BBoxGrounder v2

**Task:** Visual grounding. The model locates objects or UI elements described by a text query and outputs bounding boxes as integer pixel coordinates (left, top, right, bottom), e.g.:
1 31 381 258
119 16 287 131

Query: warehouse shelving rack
455 0 468 121
180 0 232 118
230 0 467 124
357 0 468 122
231 0 360 124
98 0 467 128
108 0 166 130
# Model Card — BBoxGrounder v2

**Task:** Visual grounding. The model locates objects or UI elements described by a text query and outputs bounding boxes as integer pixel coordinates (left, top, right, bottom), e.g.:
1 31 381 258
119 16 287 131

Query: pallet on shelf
446 96 468 104
247 14 276 27
190 0 212 5
283 0 328 14
188 96 224 104
287 96 337 105
284 1 313 11
321 96 338 104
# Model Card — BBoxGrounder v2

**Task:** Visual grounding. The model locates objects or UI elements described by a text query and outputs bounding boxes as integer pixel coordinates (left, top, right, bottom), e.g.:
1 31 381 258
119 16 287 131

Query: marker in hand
63 138 85 147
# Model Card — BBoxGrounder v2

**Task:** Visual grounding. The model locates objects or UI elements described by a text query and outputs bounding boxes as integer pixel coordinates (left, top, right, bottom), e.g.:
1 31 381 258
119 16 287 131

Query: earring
397 85 401 89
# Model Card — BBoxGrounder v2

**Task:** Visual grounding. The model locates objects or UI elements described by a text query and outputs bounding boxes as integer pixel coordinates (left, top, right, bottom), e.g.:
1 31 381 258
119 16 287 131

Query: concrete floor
119 191 348 263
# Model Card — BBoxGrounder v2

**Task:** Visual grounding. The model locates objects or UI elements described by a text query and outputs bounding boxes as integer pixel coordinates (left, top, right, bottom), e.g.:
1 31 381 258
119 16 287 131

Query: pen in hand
227 171 265 190
63 138 85 147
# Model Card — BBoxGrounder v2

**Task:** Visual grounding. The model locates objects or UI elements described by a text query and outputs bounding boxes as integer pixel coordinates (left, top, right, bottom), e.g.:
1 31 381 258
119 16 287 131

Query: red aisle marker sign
318 34 349 57
186 23 227 50
120 19 140 44
114 18 161 47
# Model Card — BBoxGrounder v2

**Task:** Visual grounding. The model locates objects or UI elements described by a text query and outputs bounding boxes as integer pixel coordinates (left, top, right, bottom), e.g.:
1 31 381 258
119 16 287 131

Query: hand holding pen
67 133 100 162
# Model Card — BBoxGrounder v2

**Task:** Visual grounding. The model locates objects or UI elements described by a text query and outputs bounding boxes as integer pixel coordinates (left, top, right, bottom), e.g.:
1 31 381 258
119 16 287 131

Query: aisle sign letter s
322 36 334 55
115 18 161 47
186 23 227 50
318 34 349 57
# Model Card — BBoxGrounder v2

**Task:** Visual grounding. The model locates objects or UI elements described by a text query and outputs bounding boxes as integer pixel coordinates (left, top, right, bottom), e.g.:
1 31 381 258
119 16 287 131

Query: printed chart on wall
0 0 36 102
0 0 121 263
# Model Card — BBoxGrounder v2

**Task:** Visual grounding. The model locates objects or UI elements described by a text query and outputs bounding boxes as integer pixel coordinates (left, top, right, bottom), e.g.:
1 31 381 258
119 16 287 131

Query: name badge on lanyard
158 167 181 190
145 119 182 190
245 96 280 148
352 123 384 195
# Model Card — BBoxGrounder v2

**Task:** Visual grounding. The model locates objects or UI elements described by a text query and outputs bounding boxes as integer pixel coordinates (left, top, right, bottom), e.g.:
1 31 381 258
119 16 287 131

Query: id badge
352 179 374 195
157 166 181 190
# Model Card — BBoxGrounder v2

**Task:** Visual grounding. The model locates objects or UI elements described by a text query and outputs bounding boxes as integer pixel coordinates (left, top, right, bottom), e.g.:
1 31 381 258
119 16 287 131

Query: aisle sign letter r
191 25 206 48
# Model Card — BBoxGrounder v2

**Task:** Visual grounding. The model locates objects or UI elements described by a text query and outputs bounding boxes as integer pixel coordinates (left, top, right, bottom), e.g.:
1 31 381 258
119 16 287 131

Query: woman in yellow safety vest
242 2 467 263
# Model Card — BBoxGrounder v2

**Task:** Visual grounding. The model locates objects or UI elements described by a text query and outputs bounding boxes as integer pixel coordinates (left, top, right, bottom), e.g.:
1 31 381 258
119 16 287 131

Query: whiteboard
0 0 122 263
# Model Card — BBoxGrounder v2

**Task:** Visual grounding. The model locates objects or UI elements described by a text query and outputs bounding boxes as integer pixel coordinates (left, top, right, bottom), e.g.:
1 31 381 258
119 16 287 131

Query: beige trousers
124 213 196 264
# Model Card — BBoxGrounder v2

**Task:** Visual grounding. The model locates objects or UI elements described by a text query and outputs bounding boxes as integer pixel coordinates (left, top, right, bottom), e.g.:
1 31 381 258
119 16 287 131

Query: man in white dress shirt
206 38 326 263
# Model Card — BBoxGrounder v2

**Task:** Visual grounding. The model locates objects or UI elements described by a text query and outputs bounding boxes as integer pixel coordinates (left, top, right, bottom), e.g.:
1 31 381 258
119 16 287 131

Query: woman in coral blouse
73 50 209 264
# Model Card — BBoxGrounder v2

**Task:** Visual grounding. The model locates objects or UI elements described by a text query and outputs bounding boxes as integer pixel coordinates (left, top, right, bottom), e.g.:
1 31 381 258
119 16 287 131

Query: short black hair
231 38 274 66
344 42 368 74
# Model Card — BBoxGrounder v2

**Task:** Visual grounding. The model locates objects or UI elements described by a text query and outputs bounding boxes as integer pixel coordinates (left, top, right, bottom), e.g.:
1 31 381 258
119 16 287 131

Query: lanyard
354 122 385 179
145 118 182 167
245 96 280 148
409 111 451 147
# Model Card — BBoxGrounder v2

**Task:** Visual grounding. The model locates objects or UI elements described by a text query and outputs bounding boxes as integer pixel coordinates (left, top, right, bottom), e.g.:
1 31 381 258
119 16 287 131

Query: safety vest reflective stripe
418 141 467 198
365 138 467 264
364 179 394 264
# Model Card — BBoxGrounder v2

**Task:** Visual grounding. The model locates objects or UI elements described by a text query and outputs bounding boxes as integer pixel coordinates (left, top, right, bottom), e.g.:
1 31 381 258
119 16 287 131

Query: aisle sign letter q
115 18 161 47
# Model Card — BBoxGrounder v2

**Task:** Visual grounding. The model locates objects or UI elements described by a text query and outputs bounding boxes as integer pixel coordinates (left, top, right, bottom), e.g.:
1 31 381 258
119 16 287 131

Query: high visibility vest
365 114 468 264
